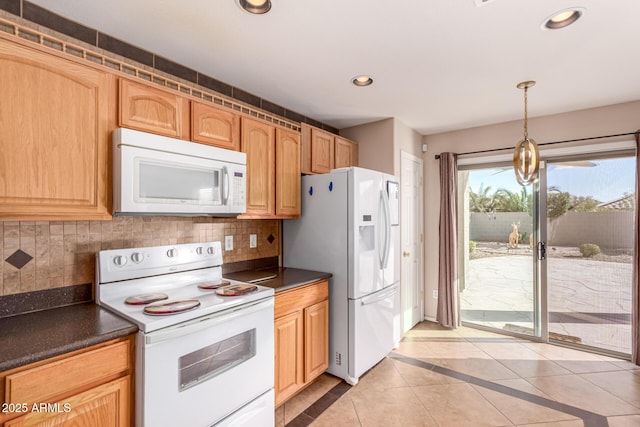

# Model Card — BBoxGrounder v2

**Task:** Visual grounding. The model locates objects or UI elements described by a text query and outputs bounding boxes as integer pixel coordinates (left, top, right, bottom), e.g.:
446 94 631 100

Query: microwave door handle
222 166 230 205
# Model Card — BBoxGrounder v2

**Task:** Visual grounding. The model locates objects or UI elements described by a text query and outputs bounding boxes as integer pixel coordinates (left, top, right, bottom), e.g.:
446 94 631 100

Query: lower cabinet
274 280 329 406
0 336 134 427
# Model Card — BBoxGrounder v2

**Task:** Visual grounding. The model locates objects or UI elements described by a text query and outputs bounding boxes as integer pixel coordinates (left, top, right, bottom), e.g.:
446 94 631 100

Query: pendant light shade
513 81 540 185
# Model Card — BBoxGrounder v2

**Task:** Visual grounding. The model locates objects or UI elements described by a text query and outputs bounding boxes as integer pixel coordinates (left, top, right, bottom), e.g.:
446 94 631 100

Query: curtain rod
434 131 639 160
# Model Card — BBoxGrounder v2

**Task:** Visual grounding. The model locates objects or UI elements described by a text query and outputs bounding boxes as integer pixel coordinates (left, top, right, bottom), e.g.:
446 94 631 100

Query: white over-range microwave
113 128 246 216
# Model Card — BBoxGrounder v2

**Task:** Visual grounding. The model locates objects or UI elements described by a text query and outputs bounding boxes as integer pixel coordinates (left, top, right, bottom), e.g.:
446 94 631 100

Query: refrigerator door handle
360 283 398 306
380 188 392 269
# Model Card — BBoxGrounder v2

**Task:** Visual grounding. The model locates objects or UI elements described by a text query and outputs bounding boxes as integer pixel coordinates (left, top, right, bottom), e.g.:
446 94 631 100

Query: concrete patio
460 252 632 355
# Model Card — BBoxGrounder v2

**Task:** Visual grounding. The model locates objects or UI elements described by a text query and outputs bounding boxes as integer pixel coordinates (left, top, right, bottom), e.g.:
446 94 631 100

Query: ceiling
28 0 640 135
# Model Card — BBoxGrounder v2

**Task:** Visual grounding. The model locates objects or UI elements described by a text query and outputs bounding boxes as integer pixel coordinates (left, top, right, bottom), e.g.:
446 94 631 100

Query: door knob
403 251 410 257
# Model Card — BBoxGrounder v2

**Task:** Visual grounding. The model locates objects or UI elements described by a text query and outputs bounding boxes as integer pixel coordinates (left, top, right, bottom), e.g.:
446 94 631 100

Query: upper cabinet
0 38 113 220
241 118 276 217
276 128 301 217
241 118 301 218
334 136 359 169
119 78 189 139
120 80 244 151
309 127 334 174
301 124 358 174
191 101 240 150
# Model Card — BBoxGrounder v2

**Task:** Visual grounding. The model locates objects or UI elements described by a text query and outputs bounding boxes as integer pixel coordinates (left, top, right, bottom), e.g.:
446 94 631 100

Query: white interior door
400 151 424 334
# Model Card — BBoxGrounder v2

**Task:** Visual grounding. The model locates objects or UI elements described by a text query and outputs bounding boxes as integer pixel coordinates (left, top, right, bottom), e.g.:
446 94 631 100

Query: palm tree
494 187 532 213
469 184 496 215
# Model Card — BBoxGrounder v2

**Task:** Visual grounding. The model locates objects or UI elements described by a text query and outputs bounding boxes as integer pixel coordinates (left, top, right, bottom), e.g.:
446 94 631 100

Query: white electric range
96 241 274 427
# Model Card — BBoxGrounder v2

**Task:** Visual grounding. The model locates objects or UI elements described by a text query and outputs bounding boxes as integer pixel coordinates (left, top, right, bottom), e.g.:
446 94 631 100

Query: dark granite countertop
0 303 138 372
225 267 332 293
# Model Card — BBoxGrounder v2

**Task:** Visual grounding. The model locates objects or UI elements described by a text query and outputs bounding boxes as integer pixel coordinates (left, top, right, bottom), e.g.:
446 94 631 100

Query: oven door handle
145 297 274 345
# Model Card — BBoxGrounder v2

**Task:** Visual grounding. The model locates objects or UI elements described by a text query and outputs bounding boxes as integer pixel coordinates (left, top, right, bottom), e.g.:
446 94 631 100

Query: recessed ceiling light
543 7 585 29
238 0 271 14
352 75 373 87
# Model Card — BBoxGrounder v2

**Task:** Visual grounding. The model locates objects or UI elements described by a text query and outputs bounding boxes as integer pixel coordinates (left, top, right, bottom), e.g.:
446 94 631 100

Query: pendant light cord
523 86 529 139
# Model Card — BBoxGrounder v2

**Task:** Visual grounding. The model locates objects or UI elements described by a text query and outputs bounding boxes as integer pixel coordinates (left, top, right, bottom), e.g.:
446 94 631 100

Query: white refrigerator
283 167 400 385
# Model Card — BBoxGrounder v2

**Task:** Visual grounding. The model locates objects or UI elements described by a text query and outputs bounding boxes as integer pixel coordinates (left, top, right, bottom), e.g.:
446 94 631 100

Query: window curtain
437 152 460 328
633 131 640 364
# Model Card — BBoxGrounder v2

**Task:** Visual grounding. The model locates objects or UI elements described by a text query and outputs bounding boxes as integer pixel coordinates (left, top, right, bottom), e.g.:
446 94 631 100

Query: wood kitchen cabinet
274 280 329 406
241 118 275 216
241 117 301 218
119 78 189 139
275 128 301 217
0 336 134 427
301 124 358 174
191 101 240 150
334 136 359 169
0 37 112 220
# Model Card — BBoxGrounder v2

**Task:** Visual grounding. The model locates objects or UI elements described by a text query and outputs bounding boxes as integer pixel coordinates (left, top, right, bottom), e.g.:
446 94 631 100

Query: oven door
138 297 274 427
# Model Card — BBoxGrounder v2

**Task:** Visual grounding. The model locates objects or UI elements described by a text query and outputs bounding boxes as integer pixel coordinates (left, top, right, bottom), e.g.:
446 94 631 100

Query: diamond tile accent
267 234 275 244
5 249 33 270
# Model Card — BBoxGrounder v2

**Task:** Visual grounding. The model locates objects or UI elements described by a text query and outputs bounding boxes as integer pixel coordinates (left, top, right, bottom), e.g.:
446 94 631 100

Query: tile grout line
285 381 352 427
389 352 610 427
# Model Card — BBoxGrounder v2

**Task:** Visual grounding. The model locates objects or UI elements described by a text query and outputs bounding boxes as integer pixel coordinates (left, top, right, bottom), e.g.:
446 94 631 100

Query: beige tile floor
276 321 640 427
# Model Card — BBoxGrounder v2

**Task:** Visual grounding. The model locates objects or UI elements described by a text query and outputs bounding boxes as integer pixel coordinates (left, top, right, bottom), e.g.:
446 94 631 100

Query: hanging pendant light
513 80 540 185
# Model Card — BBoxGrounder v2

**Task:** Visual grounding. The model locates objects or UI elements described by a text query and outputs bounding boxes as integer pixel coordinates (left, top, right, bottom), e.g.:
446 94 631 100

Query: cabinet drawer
5 341 130 406
274 280 328 319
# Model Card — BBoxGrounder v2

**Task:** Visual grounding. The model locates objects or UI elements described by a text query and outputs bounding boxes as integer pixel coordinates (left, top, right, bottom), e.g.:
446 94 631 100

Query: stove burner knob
113 255 127 267
131 252 144 264
207 246 216 255
195 247 204 255
166 248 178 258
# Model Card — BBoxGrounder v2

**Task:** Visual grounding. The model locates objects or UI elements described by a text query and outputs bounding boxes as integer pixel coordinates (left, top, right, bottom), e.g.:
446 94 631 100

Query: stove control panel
98 241 224 283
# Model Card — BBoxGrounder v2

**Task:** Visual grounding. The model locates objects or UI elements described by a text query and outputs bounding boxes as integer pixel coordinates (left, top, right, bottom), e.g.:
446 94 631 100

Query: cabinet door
119 79 189 139
191 101 240 150
304 300 329 382
6 376 130 427
275 129 301 217
241 118 275 216
0 39 111 220
335 136 358 169
310 128 334 173
274 311 304 406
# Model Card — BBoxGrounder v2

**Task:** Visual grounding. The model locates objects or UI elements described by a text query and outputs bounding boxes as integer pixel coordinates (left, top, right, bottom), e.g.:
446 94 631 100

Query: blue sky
468 156 635 203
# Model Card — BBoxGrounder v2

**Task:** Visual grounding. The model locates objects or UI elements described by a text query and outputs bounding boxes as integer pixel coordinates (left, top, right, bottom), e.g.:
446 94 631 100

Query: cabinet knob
403 251 410 257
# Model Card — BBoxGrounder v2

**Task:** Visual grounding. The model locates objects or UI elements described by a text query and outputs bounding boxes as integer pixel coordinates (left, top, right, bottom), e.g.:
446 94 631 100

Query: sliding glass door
457 152 635 357
458 164 540 337
545 155 635 355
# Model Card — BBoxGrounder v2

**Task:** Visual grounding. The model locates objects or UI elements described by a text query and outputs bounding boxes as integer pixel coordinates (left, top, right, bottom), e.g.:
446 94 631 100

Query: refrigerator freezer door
351 168 385 300
347 282 400 384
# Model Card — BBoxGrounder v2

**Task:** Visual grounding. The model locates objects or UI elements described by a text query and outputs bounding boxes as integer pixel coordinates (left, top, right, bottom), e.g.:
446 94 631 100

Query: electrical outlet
433 290 438 299
225 235 233 251
249 234 257 248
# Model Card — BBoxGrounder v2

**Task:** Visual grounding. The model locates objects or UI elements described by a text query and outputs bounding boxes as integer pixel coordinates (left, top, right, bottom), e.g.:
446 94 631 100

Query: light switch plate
433 290 438 299
249 234 257 248
225 235 233 251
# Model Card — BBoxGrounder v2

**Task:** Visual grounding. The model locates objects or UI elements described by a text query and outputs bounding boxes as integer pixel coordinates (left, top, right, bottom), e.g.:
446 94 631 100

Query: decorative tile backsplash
0 217 280 297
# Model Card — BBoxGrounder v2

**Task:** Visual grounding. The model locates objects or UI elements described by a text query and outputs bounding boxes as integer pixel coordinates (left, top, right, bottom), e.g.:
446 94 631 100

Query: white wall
340 118 394 175
422 100 640 320
340 117 423 177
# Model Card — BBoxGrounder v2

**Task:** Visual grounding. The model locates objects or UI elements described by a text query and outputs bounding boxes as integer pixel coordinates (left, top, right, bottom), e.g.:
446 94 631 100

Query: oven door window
136 158 222 205
179 329 256 391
